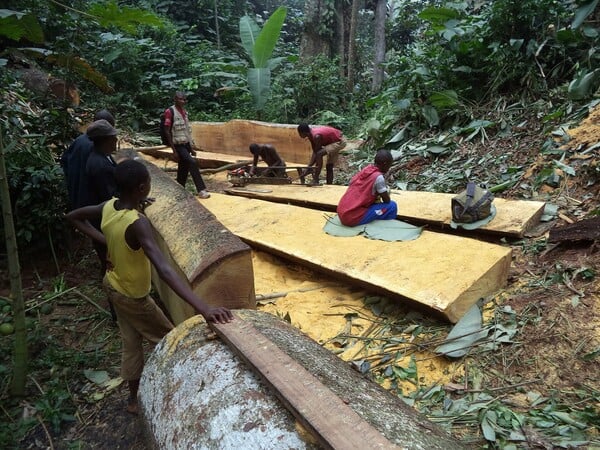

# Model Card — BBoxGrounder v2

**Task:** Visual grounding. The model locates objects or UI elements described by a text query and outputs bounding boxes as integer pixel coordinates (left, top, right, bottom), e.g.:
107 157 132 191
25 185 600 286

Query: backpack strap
460 182 476 217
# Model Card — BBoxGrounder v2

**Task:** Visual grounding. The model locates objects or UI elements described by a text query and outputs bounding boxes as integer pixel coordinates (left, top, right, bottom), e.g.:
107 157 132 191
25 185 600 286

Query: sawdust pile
252 250 462 394
562 104 600 151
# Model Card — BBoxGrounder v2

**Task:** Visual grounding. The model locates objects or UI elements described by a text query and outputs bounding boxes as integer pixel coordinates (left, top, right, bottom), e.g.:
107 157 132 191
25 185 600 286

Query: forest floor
7 107 600 449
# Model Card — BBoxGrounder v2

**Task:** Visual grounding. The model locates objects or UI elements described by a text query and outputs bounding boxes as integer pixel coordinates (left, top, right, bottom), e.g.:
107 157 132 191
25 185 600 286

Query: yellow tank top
102 199 151 298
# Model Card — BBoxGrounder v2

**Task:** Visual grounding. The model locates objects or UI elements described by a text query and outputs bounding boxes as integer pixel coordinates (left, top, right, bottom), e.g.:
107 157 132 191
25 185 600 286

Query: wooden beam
199 194 512 323
211 316 402 450
224 184 545 238
191 119 313 165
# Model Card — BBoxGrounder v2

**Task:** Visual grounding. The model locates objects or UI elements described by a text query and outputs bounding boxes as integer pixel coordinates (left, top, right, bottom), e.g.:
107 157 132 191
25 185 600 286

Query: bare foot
126 398 139 415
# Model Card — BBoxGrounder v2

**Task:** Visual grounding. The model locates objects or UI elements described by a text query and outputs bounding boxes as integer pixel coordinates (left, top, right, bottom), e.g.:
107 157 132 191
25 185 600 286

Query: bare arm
250 153 259 175
380 190 391 203
312 133 325 156
164 109 179 162
130 216 233 324
65 204 107 246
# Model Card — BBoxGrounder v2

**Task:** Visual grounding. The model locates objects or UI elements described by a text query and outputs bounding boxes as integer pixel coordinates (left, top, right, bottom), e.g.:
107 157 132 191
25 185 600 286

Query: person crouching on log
337 149 398 226
66 159 233 415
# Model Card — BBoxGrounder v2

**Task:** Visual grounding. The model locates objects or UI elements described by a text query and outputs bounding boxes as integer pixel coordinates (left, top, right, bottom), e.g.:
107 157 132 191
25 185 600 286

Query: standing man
84 119 119 277
297 123 346 185
163 92 210 199
337 149 398 226
61 109 115 210
248 143 287 177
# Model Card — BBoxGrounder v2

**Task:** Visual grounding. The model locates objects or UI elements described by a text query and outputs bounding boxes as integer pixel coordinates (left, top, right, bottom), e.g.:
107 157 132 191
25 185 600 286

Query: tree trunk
346 0 360 90
0 132 27 396
372 0 387 92
139 310 464 449
213 0 220 50
299 0 332 61
336 1 346 77
118 149 256 325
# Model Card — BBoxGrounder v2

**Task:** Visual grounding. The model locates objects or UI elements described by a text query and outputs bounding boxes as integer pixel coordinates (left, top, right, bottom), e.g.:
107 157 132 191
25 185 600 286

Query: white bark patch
140 325 313 449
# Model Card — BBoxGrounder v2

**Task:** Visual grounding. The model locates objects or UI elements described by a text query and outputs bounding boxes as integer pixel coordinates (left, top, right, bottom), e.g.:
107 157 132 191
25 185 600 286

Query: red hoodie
337 165 382 226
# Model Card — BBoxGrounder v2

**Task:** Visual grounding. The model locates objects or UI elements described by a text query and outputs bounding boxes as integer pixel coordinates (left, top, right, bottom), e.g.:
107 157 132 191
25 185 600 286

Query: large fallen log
198 194 512 323
120 152 256 324
139 310 464 450
191 119 312 165
224 184 545 238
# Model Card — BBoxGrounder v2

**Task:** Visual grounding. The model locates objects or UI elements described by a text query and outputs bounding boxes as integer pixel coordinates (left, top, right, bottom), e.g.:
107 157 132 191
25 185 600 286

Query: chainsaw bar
227 175 293 187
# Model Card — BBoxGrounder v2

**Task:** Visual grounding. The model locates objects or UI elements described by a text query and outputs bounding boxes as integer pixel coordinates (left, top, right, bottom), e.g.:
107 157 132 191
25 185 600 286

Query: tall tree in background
299 0 361 90
346 0 360 90
299 0 333 61
371 0 387 92
0 131 27 397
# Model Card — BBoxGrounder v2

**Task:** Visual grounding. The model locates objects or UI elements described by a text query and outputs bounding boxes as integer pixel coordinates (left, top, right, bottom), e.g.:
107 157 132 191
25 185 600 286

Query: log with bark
139 310 465 450
118 150 256 324
548 217 600 243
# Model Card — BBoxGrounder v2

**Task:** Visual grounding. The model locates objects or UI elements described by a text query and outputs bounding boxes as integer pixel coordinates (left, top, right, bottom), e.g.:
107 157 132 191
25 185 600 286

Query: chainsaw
227 166 314 187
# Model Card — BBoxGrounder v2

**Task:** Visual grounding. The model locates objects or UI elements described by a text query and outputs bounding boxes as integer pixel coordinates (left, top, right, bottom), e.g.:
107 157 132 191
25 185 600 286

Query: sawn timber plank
211 316 403 450
224 184 545 238
199 194 512 323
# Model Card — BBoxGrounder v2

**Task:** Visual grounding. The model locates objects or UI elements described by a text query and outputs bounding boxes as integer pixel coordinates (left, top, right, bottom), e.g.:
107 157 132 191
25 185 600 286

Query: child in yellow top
66 159 233 414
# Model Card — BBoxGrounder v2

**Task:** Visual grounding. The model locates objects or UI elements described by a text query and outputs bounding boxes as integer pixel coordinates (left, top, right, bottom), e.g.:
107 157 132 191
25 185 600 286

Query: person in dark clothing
85 120 118 208
83 119 119 279
248 143 287 177
163 92 210 199
61 110 115 210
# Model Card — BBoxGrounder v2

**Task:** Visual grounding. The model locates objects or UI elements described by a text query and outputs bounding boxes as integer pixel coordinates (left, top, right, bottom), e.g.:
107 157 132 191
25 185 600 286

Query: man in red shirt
163 92 210 199
297 123 346 185
337 149 398 226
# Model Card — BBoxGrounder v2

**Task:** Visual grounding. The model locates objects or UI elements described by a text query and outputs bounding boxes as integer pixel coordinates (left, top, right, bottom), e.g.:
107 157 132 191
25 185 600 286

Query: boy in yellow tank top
66 159 233 414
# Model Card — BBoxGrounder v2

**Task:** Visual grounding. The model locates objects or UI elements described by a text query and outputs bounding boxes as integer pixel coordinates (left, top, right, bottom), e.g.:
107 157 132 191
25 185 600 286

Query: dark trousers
174 143 206 192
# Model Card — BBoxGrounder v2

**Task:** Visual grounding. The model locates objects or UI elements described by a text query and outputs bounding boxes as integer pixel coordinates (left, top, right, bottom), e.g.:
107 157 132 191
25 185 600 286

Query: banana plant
239 6 287 113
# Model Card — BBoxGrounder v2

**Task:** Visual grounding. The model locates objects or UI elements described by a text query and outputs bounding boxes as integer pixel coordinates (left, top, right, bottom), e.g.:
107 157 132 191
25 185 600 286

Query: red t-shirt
312 126 342 146
163 105 187 127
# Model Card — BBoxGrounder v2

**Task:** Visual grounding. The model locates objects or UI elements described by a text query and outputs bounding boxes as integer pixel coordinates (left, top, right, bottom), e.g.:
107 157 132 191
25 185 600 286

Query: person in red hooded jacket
337 149 398 226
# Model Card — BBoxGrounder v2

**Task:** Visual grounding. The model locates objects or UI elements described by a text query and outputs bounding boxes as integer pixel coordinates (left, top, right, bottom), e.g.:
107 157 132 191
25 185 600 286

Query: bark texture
117 150 256 324
548 217 600 243
139 310 464 450
372 0 387 92
299 0 333 62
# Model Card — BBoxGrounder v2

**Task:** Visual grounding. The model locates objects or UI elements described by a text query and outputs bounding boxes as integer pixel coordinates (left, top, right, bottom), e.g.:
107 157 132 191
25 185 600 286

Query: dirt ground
15 111 600 449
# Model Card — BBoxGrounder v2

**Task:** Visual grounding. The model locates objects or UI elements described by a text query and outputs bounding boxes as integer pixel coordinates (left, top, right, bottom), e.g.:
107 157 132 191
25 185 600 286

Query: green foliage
239 7 288 112
267 55 355 125
88 1 165 33
357 0 600 157
0 74 69 252
0 9 44 43
0 277 116 448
